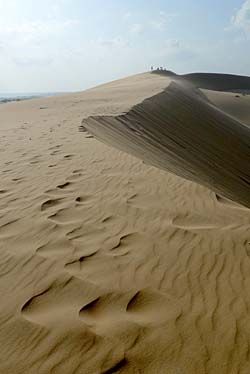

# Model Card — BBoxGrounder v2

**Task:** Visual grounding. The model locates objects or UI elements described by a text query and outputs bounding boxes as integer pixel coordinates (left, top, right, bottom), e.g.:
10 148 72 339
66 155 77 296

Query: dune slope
82 77 250 208
153 70 250 92
183 72 250 92
0 72 250 374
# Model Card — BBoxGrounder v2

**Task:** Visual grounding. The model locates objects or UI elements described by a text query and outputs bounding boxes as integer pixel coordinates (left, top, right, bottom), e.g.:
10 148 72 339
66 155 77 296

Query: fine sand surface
82 72 250 208
0 72 250 373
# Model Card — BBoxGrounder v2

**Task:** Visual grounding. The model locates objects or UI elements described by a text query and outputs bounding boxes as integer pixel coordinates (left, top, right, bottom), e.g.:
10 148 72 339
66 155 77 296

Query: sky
0 0 250 92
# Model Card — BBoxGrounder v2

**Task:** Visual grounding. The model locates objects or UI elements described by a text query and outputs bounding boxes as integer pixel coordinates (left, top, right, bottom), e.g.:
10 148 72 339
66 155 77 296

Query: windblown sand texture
82 72 250 208
0 72 250 373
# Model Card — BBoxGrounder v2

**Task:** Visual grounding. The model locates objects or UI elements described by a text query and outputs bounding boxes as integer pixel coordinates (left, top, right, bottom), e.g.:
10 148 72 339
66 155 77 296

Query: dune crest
82 74 250 208
153 70 250 92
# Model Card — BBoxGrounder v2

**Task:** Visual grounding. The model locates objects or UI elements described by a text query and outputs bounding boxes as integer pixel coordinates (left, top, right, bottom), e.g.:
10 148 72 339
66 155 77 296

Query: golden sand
0 72 250 373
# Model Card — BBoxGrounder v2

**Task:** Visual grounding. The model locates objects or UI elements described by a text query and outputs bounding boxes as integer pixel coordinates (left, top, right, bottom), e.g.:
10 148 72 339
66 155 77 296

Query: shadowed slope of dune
183 72 250 92
154 71 250 124
82 77 250 208
203 89 250 125
153 70 250 92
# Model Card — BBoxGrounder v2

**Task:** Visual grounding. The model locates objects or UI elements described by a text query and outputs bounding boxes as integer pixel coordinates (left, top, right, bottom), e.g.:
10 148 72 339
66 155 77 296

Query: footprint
80 297 101 318
78 288 176 336
47 208 80 224
101 358 128 374
51 150 60 156
109 233 140 252
127 193 138 204
41 198 63 211
78 292 130 331
49 145 62 151
102 216 115 223
20 275 97 326
75 195 92 203
65 251 97 267
21 287 51 315
57 182 71 190
73 169 84 174
126 289 177 324
79 125 88 133
2 169 12 173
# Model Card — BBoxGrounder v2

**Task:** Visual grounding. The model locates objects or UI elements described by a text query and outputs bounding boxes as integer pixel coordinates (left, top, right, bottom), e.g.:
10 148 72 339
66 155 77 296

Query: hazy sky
0 0 250 92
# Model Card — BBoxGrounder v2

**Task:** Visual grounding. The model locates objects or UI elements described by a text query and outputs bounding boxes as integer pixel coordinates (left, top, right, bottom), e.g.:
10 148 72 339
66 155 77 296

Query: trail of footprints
23 165 177 337
36 168 95 260
21 279 174 332
20 169 250 373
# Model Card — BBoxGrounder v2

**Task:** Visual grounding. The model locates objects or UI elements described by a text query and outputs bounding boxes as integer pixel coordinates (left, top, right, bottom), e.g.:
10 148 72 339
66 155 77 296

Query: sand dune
0 72 250 373
203 89 250 125
153 70 250 92
82 73 250 208
183 72 250 92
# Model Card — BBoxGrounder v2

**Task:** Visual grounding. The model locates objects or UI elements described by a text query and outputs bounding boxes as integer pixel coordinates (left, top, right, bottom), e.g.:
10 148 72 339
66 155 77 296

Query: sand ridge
0 72 250 373
82 74 250 208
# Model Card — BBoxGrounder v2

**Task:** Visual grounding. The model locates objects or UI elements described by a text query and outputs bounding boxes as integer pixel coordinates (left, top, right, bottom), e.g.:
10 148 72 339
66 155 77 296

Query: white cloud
0 17 79 68
232 0 250 35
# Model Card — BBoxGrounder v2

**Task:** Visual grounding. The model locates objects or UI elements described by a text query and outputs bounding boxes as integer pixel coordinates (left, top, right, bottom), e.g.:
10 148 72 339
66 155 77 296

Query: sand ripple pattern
0 72 250 373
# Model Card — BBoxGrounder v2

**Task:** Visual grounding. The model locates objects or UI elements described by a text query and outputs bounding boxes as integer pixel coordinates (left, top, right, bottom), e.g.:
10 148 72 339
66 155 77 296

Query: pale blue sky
0 0 249 92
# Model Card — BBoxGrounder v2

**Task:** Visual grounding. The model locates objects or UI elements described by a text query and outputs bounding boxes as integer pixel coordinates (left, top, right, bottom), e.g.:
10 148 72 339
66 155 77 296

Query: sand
0 72 250 373
82 72 250 208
